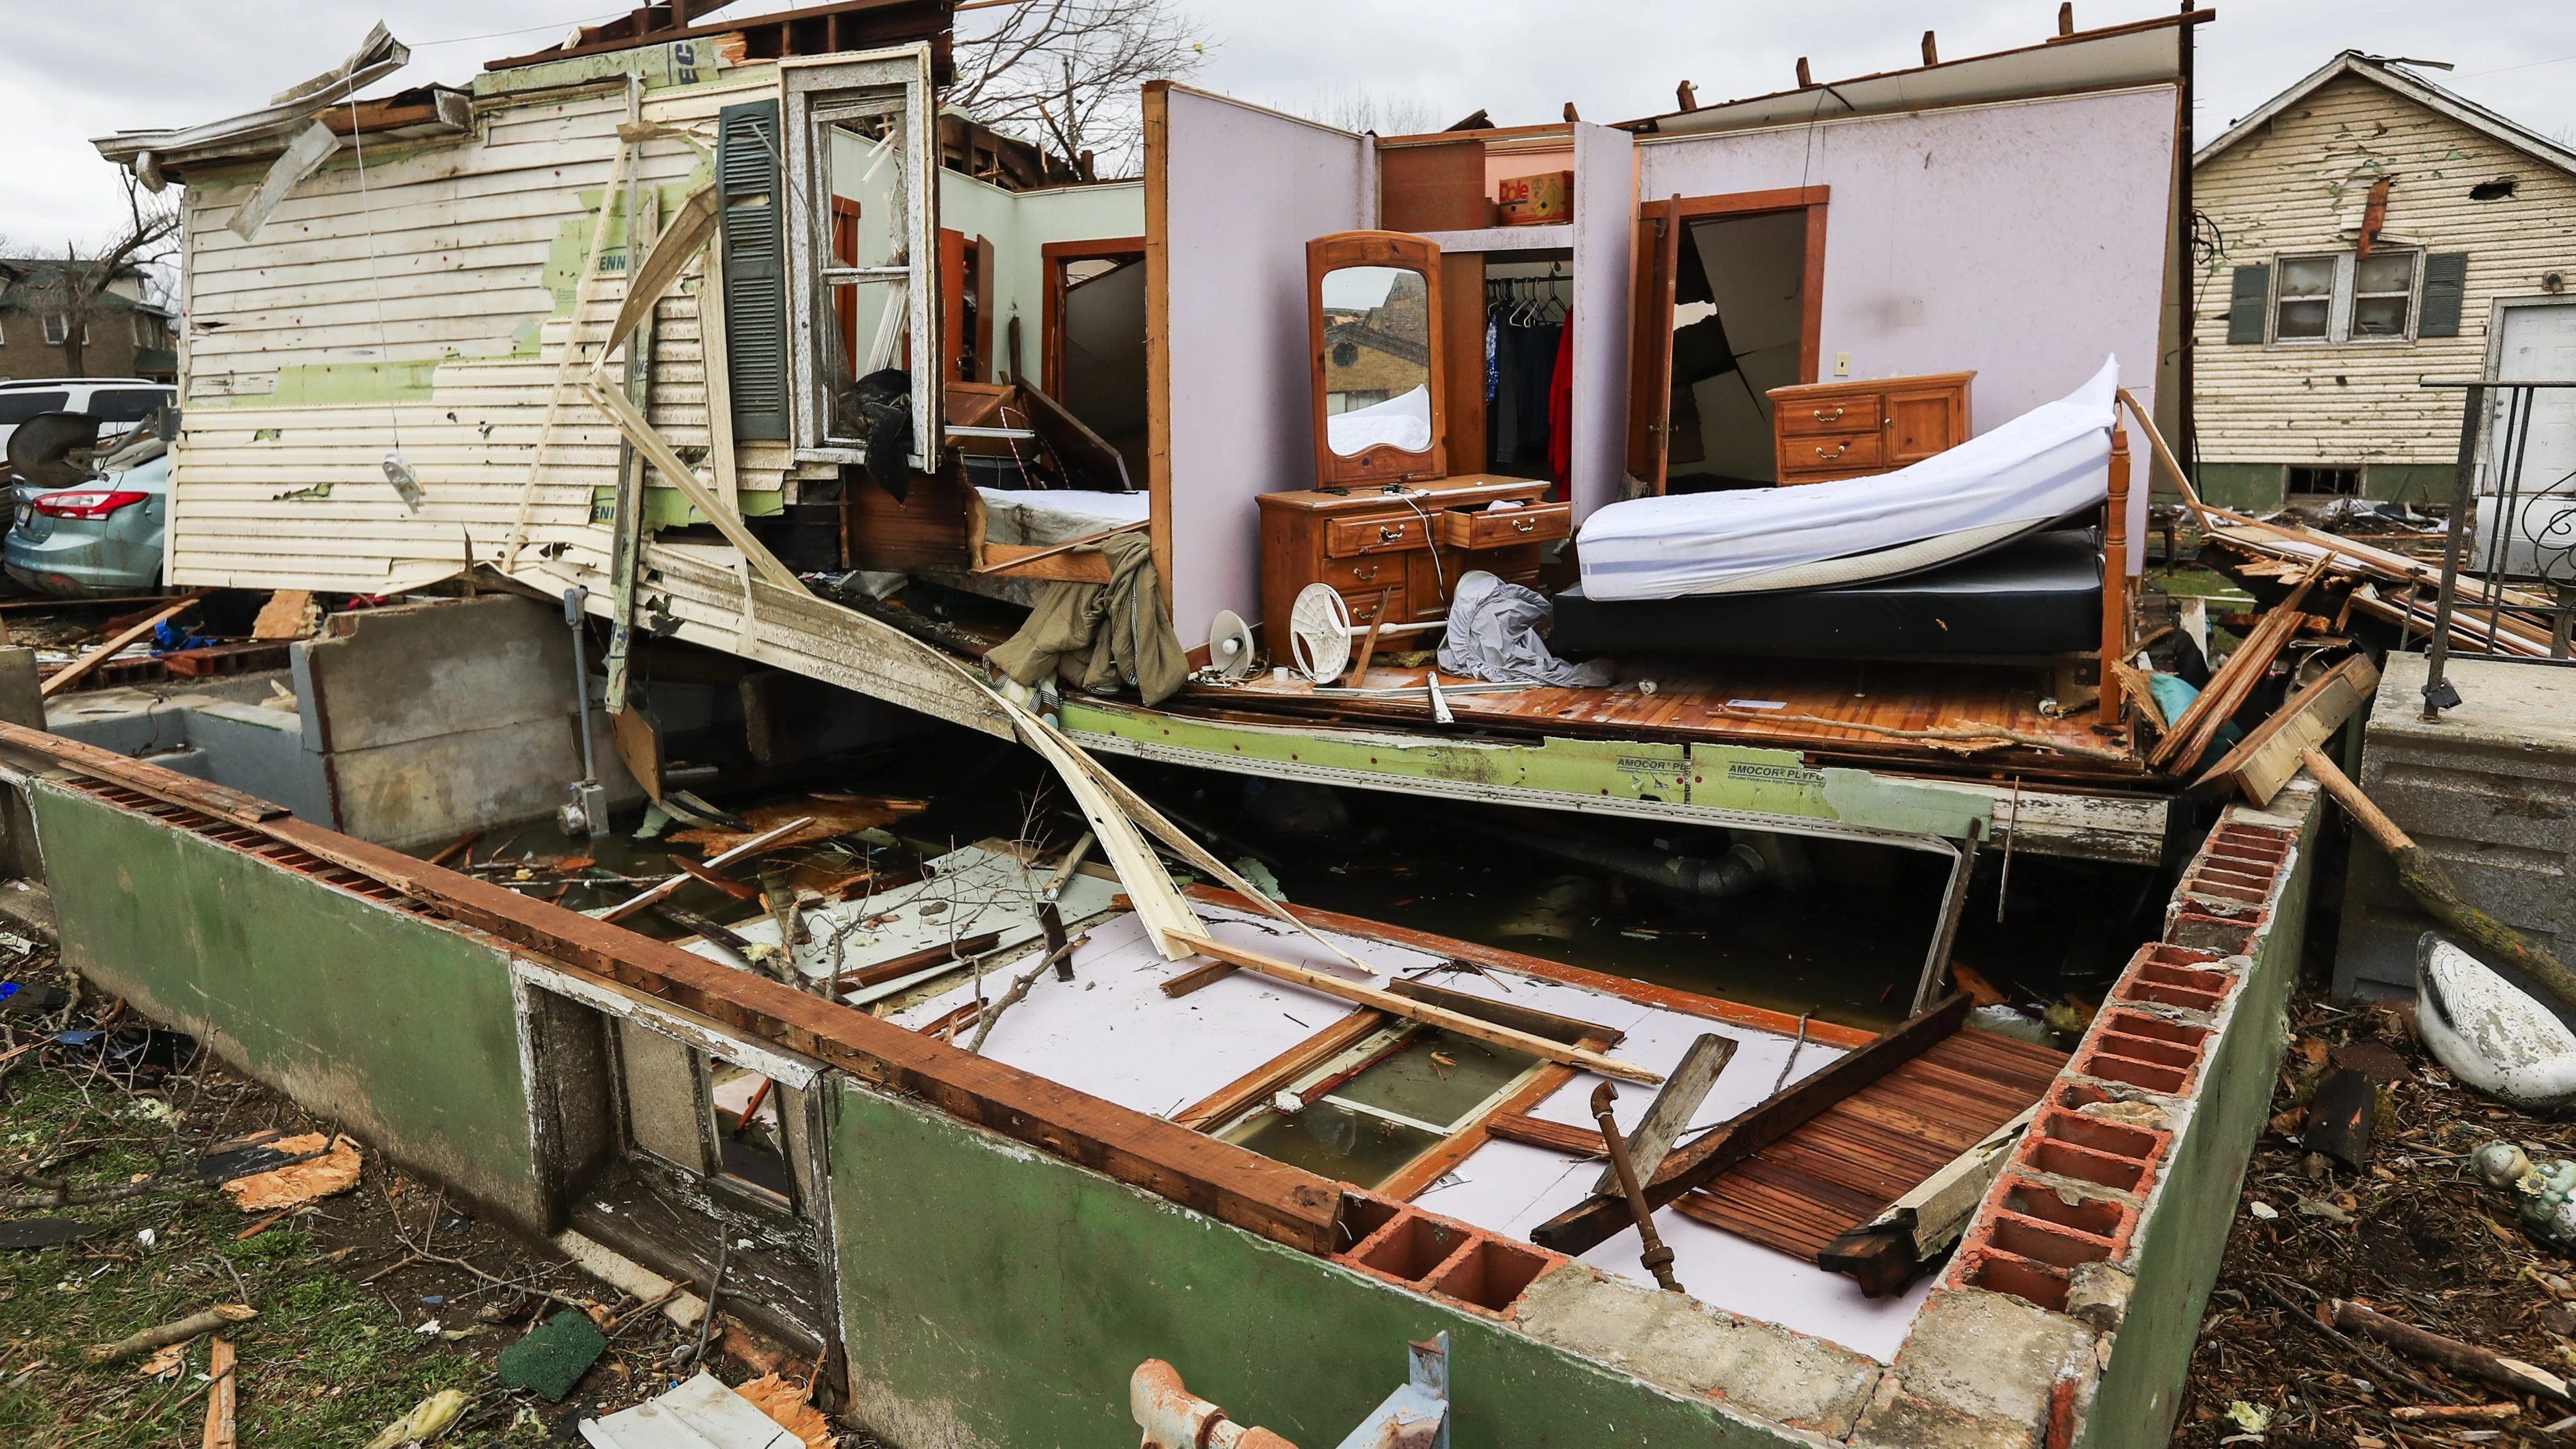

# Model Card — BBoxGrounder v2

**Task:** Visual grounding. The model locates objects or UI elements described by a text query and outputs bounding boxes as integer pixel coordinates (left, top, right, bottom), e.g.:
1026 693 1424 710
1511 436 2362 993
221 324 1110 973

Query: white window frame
2270 248 2423 346
780 46 940 469
41 313 67 347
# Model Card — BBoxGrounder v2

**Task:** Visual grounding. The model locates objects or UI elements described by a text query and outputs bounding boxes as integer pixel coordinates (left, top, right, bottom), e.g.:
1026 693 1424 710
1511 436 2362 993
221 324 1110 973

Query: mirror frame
1306 231 1447 488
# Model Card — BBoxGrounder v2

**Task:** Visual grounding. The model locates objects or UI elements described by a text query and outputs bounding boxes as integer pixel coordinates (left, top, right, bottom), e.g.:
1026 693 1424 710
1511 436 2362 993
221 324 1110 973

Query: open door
1625 195 1681 496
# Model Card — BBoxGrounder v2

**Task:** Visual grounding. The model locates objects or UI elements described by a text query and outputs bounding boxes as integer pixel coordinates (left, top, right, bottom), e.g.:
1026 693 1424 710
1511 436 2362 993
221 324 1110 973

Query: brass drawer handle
1813 406 1845 424
1378 524 1406 542
1816 442 1852 461
1511 517 1537 533
1350 564 1380 582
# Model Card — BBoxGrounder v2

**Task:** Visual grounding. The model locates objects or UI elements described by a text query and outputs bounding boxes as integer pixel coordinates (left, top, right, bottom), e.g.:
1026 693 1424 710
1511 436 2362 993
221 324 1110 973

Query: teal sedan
7 450 167 597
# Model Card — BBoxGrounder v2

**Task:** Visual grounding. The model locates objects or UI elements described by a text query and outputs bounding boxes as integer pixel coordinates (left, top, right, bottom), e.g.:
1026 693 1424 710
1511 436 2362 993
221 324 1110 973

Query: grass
0 970 543 1449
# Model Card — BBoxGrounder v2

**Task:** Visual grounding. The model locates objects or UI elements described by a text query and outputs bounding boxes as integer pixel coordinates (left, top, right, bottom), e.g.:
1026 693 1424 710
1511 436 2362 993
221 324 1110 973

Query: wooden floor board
1687 1028 2067 1268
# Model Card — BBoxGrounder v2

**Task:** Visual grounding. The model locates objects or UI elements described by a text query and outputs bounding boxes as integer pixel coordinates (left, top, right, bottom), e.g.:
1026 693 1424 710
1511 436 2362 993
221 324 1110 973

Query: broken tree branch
2331 1299 2574 1403
86 1305 256 1365
964 933 1088 1054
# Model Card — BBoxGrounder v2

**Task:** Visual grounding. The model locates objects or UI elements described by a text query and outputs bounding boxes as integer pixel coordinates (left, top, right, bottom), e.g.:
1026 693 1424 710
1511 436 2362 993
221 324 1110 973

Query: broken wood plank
202 1336 236 1449
667 853 764 902
1379 1030 1617 1201
1529 993 1970 1255
1165 929 1664 1085
0 719 286 824
1489 1112 1606 1157
1594 1033 1737 1197
1386 977 1622 1048
2150 555 2329 770
1172 1009 1389 1131
2194 654 2379 805
596 817 812 924
425 831 480 869
41 590 214 698
840 932 1005 993
652 904 754 956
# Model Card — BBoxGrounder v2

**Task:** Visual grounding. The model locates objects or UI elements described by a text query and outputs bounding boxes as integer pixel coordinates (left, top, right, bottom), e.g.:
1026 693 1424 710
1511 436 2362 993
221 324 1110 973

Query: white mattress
1578 357 2121 601
975 486 1150 548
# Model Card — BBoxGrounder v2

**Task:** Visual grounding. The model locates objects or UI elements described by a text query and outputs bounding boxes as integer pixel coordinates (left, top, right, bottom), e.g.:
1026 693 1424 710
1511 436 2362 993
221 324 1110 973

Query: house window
612 1016 807 1212
2286 465 2361 498
132 314 160 347
777 49 938 468
42 314 68 347
2272 250 2419 344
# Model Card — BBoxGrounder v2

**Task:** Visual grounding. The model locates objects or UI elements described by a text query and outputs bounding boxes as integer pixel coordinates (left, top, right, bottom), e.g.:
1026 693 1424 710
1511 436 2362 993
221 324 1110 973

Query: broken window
780 49 939 470
1213 1023 1543 1191
612 1016 805 1213
2286 465 2361 498
2269 250 2419 344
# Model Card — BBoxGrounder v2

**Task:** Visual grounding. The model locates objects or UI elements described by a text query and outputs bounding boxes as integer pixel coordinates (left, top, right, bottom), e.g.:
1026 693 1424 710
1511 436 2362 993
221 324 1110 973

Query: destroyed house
32 5 2356 1447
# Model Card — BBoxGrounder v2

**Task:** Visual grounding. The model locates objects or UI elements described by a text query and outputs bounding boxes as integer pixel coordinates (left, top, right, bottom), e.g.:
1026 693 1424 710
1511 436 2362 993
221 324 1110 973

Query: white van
0 378 177 468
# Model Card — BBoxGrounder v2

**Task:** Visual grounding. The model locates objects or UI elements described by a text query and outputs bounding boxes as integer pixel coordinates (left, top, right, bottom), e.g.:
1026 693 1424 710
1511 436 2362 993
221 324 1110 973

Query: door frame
1625 185 1829 495
2478 296 2576 494
1040 235 1147 399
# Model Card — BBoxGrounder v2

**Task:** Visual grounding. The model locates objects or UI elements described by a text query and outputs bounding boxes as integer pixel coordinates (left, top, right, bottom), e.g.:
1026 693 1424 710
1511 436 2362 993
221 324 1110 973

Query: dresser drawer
1780 429 1883 477
1323 512 1431 557
1319 554 1407 594
1778 394 1883 436
1439 500 1570 550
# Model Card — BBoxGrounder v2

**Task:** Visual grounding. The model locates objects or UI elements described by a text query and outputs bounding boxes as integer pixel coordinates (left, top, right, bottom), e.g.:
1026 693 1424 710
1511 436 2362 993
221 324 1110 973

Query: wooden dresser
1256 475 1569 663
1769 371 1974 485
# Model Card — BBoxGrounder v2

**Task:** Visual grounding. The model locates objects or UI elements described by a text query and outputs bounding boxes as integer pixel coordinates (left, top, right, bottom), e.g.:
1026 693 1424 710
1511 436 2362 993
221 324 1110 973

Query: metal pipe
564 586 597 781
2425 384 2482 719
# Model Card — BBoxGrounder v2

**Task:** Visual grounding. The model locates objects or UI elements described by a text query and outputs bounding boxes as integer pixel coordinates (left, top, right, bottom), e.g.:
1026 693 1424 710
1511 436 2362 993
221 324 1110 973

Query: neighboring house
2192 52 2576 511
0 257 177 383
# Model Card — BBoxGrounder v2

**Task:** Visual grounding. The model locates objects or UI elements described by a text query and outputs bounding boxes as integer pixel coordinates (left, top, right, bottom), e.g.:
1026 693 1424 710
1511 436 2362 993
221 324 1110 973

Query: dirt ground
0 943 848 1449
2171 988 2576 1448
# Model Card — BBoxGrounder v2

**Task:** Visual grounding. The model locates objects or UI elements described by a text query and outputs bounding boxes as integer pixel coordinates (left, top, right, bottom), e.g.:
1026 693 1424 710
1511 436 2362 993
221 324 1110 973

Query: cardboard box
1494 170 1573 226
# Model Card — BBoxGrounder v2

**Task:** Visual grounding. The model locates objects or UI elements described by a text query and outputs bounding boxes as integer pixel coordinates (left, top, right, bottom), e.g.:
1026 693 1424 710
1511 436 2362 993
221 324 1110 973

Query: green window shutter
2419 252 2470 338
2225 263 2270 344
717 99 789 442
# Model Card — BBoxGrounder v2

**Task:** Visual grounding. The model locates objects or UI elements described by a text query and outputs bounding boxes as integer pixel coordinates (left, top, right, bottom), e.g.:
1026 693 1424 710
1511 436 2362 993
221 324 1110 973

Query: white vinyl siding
2194 70 2576 466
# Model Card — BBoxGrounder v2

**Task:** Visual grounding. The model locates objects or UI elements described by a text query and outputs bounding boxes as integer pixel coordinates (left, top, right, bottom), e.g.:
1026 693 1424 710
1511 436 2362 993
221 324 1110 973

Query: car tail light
32 489 148 521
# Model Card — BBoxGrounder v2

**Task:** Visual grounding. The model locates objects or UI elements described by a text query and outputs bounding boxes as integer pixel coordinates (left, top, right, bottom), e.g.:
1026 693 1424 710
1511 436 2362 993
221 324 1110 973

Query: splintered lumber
841 932 1004 992
2303 747 2576 1014
203 1336 238 1449
1530 993 1971 1255
1594 1033 1737 1196
1490 1112 1607 1156
86 1304 257 1364
1173 1009 1389 1130
2195 655 2381 805
1165 930 1664 1085
2331 1299 2573 1403
597 817 812 924
2150 556 2329 770
42 590 214 698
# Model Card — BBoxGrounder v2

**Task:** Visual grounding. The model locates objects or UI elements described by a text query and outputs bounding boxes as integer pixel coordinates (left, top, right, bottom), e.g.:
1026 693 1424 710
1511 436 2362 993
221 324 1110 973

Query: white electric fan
1288 584 1360 683
1206 609 1259 680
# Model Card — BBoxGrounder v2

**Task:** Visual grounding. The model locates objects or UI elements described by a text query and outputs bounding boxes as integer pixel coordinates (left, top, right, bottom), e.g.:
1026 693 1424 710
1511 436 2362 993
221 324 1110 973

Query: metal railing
2415 378 2576 720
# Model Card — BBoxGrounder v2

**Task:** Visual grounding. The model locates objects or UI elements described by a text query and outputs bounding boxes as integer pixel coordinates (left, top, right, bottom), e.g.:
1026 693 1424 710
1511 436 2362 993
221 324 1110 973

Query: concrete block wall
2335 654 2576 1000
293 594 641 849
1859 786 2317 1449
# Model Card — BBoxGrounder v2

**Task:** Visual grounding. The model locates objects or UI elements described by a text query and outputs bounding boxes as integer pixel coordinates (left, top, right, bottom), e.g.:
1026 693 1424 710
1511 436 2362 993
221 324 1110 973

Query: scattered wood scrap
2194 656 2379 805
250 588 322 640
219 1132 361 1212
669 797 928 854
2150 554 2330 771
86 1304 257 1365
2330 1299 2573 1403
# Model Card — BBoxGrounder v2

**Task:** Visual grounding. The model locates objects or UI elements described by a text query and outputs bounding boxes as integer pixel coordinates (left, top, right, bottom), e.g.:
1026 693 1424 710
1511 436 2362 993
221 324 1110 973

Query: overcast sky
4 1 2571 255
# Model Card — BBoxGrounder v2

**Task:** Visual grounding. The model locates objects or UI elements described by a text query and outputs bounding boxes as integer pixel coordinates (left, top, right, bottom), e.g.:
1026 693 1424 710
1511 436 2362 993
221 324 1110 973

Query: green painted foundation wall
2189 463 2458 513
827 1081 1800 1449
2079 803 2319 1449
31 783 543 1229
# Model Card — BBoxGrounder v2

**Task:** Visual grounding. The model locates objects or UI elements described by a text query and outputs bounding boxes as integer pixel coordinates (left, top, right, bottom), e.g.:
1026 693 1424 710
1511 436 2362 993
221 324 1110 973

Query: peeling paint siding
168 74 786 593
2192 72 2576 466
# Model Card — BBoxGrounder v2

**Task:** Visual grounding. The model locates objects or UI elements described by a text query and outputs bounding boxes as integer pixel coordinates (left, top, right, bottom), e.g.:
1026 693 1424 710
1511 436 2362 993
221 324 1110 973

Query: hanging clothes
1548 306 1575 497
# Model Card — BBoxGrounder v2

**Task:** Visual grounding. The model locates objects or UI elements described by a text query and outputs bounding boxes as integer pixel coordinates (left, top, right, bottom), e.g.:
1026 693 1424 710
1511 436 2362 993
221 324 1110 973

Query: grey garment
1436 570 1613 689
984 531 1189 707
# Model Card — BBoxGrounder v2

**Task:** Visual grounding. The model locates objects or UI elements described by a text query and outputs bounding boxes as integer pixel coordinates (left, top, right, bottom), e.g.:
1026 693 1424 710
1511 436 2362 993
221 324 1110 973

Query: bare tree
24 175 178 378
948 0 1211 177
1311 89 1441 138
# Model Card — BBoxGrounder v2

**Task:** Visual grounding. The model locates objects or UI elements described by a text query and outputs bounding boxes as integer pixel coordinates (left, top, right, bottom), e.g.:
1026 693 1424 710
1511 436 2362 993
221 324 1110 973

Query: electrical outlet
1834 352 1851 377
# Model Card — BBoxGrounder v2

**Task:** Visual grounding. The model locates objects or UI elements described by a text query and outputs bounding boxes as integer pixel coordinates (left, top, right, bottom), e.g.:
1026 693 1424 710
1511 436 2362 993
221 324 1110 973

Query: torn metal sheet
92 24 410 177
